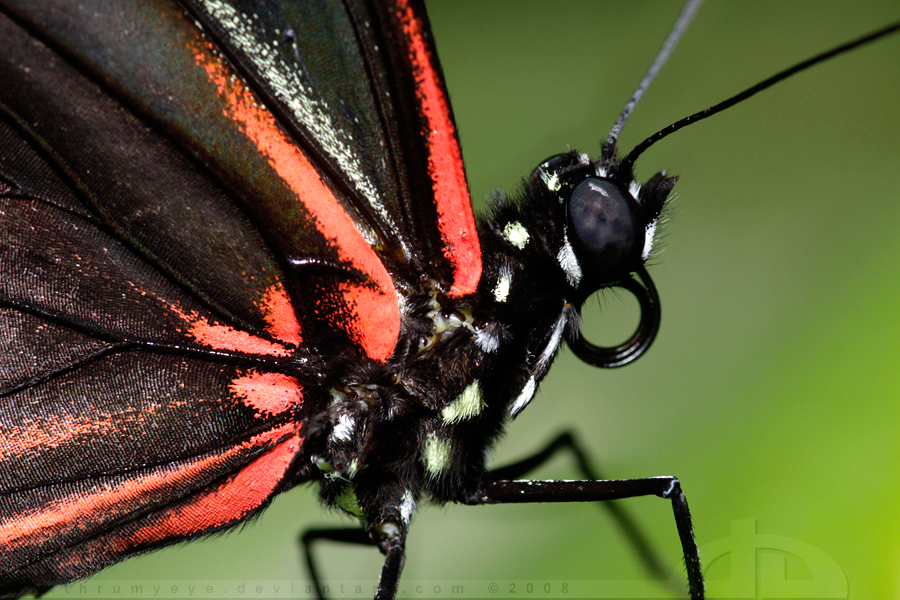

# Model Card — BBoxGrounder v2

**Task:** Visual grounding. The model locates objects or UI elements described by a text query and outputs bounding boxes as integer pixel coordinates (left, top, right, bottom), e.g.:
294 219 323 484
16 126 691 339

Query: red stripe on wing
167 300 296 357
396 0 482 298
0 407 127 464
114 426 301 545
0 370 303 465
1 424 300 553
190 40 400 362
259 284 303 346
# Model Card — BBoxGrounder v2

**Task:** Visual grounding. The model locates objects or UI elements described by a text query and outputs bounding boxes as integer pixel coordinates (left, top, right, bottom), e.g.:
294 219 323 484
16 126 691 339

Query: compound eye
567 178 644 286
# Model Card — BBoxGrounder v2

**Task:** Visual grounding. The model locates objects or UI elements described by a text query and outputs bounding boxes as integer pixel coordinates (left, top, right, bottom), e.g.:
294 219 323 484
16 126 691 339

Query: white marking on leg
400 490 416 525
536 312 567 371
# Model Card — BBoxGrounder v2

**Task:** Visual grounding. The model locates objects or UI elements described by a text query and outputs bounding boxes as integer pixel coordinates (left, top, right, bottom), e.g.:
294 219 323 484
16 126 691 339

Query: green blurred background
49 1 900 598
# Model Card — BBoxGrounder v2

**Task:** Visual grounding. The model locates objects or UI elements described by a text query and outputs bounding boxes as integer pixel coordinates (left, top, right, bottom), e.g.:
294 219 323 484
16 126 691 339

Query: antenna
603 0 704 160
619 18 900 176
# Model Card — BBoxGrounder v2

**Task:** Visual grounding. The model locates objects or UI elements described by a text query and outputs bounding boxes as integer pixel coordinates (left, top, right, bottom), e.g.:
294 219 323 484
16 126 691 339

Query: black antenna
620 18 900 176
603 0 704 161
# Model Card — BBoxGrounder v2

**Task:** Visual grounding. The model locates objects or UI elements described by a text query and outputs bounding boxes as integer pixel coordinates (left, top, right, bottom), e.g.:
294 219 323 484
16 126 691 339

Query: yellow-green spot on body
336 483 365 520
422 432 452 476
442 381 484 424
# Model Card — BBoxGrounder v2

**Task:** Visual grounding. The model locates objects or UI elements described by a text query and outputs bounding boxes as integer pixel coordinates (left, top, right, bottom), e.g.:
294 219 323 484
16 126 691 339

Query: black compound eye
567 178 644 286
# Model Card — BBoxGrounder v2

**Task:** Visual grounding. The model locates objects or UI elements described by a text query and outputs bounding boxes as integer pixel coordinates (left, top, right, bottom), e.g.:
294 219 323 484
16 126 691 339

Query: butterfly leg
488 432 681 589
300 524 406 600
465 459 703 600
372 530 405 600
300 527 371 600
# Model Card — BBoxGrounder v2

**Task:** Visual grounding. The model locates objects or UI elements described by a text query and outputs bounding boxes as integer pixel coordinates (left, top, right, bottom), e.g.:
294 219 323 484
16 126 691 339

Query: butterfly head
529 151 673 301
468 151 675 422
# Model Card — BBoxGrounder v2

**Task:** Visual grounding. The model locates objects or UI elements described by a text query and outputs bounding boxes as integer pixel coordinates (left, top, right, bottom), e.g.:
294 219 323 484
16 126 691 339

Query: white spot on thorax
492 264 513 302
422 432 452 476
475 328 500 353
502 222 530 249
442 381 485 424
331 413 355 443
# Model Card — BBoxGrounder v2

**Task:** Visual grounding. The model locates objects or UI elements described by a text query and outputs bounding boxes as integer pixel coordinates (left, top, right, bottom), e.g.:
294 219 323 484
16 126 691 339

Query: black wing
0 0 479 592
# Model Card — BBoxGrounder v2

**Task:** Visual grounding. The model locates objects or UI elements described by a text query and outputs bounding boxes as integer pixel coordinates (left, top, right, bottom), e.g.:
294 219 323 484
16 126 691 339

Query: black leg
374 538 405 600
299 433 702 600
488 432 684 590
463 475 703 600
300 527 371 600
300 524 407 600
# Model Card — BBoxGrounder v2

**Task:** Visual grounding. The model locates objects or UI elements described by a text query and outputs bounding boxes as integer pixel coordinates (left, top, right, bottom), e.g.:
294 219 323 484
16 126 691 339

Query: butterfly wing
0 0 479 591
181 0 482 302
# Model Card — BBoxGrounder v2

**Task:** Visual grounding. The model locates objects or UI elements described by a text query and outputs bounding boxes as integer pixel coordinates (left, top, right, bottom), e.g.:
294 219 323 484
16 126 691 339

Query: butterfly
429 5 900 596
2 1 899 599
